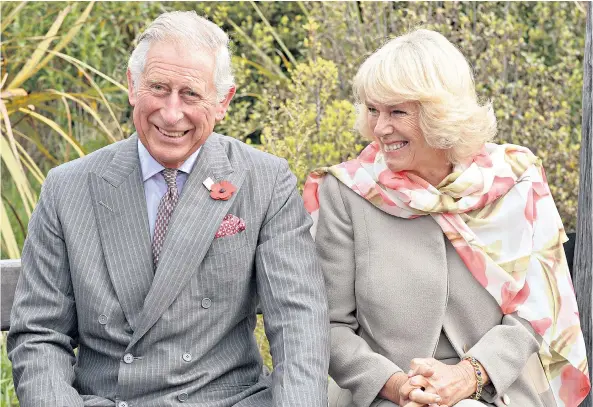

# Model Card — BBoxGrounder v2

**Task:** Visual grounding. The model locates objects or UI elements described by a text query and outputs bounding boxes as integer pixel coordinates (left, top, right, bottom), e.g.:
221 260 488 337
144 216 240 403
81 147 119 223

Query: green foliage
1 333 17 406
0 2 587 404
261 57 361 188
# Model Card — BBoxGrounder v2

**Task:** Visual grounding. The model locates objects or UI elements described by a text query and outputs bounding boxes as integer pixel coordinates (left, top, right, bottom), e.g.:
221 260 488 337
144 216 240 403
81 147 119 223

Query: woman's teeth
383 141 408 152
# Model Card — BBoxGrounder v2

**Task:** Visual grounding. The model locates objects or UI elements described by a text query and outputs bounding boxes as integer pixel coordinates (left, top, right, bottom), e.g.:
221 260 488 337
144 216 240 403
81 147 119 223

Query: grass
0 333 17 407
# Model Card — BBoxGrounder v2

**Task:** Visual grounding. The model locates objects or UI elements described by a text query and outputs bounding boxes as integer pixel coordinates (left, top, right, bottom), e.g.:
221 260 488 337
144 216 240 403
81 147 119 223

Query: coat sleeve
7 169 84 407
465 312 540 402
255 159 330 407
316 175 401 407
467 174 565 403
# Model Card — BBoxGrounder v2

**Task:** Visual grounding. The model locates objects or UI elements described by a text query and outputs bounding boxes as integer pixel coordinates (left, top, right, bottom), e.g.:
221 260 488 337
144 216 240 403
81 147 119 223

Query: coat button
98 314 108 325
182 353 192 362
502 394 511 405
117 402 128 407
201 298 212 309
177 392 189 402
123 353 134 364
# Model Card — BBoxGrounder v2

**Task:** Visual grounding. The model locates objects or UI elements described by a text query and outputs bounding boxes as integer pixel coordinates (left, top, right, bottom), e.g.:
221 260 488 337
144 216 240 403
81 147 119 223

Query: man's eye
151 84 165 91
391 110 406 116
185 90 199 97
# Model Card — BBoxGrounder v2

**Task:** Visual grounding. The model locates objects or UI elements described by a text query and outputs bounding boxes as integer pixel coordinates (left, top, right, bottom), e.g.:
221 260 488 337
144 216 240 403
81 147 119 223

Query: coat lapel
89 134 154 332
128 134 246 349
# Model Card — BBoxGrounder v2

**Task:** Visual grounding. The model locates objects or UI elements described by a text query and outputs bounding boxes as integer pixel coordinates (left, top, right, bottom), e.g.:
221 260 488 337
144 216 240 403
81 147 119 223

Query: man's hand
379 372 443 407
406 358 488 406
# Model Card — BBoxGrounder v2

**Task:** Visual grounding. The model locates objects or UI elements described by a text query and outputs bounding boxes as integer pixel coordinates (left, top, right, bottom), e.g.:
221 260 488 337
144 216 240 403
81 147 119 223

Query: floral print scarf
303 141 590 407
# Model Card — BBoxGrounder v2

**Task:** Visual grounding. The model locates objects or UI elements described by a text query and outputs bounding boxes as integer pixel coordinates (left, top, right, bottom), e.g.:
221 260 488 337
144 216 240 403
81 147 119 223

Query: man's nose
373 114 394 138
160 93 184 125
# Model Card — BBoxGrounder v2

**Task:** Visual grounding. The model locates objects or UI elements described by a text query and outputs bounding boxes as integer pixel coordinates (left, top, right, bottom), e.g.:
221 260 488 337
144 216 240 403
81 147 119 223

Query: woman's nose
373 114 394 137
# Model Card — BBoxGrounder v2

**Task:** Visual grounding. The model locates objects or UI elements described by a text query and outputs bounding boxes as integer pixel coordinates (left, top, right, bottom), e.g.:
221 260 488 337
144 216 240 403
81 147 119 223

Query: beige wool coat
316 174 557 407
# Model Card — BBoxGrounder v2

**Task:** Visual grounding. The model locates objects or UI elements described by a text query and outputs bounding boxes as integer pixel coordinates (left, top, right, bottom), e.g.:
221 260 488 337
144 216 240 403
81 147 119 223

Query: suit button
117 402 128 407
98 314 108 325
178 392 189 402
182 353 192 362
502 394 511 405
123 353 134 364
201 298 212 309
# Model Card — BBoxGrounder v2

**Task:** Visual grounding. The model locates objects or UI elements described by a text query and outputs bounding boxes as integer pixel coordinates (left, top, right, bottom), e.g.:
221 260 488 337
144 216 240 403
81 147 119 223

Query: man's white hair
128 11 234 101
353 28 497 164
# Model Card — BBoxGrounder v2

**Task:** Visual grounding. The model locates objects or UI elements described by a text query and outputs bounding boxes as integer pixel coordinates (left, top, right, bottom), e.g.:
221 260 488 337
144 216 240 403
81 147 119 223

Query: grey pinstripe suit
8 133 330 407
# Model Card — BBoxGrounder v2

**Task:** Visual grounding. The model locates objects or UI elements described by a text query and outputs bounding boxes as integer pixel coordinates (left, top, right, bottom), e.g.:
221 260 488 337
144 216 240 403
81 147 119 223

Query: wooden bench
0 233 584 331
1 259 20 332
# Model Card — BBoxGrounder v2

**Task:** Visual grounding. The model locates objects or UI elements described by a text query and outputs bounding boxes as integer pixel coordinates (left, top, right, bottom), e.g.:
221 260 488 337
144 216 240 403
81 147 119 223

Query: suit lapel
89 134 154 332
128 134 246 349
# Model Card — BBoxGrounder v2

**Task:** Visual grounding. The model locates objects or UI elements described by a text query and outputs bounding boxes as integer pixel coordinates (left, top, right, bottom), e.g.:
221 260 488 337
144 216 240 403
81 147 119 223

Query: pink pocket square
215 214 246 238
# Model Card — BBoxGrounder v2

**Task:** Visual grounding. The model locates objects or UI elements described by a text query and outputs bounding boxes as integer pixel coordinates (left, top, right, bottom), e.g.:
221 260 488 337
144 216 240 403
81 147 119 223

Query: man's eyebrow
181 84 199 91
146 78 201 90
146 78 169 85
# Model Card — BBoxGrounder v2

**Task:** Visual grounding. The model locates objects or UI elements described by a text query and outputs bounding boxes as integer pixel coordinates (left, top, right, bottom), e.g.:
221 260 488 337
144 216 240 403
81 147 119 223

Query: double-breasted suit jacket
8 133 329 407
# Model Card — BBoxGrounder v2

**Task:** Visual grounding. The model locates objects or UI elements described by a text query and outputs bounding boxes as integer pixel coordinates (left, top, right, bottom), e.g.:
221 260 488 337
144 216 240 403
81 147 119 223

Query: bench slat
1 260 22 331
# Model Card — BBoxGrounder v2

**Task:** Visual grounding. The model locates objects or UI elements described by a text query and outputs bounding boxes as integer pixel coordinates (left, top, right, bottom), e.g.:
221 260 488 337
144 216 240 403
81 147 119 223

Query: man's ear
127 69 136 106
215 86 236 122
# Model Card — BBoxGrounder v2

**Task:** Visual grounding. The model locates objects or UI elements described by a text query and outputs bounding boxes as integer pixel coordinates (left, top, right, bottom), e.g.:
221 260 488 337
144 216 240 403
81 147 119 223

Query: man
8 11 329 407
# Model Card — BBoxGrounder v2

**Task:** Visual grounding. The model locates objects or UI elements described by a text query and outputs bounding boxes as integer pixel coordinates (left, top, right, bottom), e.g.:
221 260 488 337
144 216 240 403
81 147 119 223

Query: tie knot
162 168 178 191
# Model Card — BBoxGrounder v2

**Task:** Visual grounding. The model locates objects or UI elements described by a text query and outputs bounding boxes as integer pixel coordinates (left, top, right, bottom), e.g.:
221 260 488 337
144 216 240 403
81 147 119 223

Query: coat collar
89 134 152 331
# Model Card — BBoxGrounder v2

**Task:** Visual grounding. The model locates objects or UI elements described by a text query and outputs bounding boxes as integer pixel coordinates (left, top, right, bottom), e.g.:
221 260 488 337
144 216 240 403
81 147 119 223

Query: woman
303 29 590 407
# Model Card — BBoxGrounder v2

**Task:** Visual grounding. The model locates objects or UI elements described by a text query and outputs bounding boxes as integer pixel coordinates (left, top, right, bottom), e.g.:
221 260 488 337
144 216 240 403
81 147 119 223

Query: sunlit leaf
7 5 72 89
18 107 86 157
29 2 96 81
0 199 20 259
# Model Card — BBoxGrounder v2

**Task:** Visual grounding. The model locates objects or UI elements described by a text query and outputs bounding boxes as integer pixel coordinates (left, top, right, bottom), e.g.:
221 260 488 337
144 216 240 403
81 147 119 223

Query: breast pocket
196 230 254 302
203 231 252 273
206 230 248 257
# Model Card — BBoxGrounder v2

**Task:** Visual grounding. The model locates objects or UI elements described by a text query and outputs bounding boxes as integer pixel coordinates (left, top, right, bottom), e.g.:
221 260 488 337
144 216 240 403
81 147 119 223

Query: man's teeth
158 127 186 138
384 141 408 152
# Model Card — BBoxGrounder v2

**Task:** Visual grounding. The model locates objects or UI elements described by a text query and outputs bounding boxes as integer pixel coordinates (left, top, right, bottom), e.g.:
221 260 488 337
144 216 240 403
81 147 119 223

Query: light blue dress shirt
137 140 200 239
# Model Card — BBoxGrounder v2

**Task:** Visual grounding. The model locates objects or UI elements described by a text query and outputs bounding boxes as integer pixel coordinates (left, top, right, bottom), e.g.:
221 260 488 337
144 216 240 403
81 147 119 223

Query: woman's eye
391 110 406 116
367 107 379 116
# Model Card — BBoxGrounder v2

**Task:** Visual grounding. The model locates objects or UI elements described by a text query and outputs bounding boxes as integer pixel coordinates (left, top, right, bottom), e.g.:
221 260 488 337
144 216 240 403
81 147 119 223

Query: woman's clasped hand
380 358 486 407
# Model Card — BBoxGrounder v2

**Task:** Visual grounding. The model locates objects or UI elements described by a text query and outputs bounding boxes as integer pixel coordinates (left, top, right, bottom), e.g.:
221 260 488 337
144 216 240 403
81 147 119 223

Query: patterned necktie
152 168 179 268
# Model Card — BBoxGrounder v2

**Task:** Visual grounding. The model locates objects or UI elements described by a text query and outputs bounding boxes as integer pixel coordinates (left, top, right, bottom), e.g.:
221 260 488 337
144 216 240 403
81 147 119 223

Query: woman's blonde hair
353 29 497 164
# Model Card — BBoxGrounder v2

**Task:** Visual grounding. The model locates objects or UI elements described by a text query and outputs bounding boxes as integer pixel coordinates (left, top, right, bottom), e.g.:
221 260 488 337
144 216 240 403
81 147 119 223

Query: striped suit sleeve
7 169 84 407
255 159 330 407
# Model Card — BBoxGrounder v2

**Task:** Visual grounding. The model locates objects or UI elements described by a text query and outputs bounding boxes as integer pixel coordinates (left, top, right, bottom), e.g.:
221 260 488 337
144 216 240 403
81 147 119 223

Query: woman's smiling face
366 101 451 185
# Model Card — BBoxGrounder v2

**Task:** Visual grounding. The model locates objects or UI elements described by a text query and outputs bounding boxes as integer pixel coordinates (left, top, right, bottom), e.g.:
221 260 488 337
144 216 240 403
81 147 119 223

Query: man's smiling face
127 41 234 168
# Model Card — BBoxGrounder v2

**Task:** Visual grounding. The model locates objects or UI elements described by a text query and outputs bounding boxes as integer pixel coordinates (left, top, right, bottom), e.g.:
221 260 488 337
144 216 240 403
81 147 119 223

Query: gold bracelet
463 356 483 401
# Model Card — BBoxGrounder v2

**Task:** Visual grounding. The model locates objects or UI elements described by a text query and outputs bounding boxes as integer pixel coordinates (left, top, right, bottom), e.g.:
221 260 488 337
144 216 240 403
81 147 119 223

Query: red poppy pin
210 180 236 200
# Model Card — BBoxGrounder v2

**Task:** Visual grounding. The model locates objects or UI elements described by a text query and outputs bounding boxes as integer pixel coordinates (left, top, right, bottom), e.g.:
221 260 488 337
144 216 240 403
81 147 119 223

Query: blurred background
0 2 587 405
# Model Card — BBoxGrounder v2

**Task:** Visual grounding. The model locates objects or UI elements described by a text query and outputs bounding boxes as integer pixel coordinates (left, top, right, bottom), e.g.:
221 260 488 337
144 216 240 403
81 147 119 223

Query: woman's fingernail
408 369 414 376
435 396 442 402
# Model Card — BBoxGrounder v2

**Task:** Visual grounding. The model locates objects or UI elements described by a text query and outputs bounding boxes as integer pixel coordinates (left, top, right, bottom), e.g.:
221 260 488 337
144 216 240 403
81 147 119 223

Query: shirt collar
138 139 201 182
